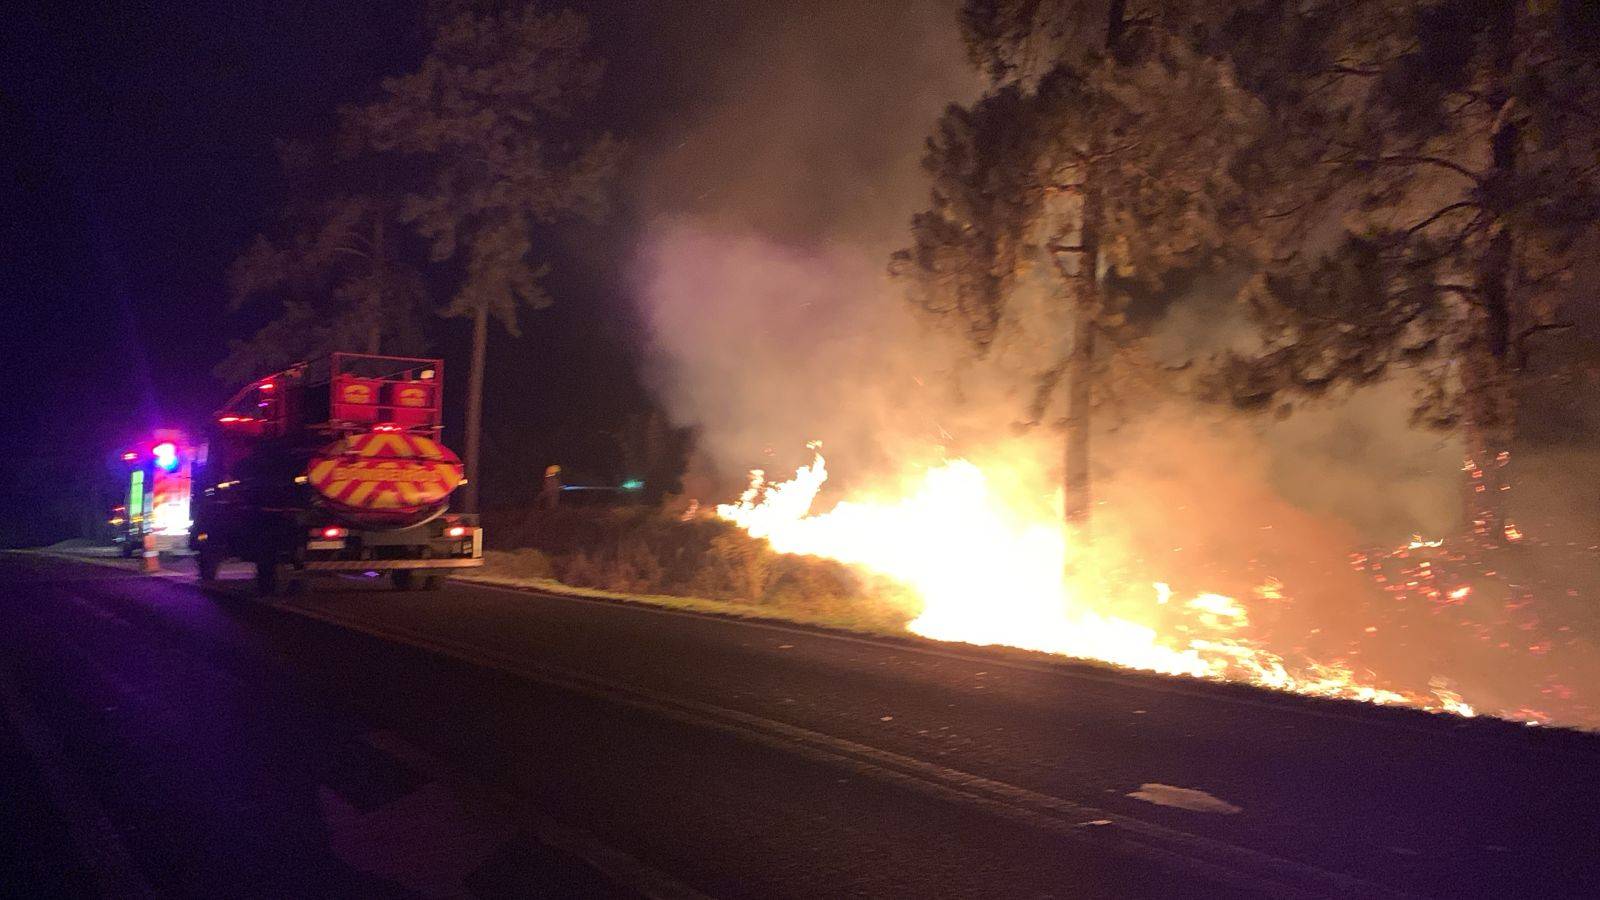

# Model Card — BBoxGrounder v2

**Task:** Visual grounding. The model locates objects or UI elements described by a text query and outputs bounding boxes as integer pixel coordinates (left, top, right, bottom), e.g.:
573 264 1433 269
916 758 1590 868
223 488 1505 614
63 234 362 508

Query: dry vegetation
474 506 920 631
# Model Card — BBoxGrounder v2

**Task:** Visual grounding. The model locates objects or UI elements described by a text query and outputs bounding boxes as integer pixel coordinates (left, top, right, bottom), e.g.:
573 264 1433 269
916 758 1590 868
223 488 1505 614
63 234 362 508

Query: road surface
2 551 1598 898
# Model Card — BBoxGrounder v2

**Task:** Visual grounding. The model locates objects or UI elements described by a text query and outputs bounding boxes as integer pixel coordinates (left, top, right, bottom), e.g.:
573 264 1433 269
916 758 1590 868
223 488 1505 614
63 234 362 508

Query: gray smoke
622 1 1469 545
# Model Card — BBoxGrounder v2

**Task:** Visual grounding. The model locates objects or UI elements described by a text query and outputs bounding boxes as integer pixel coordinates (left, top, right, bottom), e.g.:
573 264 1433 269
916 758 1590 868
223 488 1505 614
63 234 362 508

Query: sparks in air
718 449 1477 717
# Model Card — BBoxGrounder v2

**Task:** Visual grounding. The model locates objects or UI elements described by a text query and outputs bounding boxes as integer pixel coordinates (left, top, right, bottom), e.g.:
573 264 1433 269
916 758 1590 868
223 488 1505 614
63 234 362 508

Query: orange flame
718 450 1477 717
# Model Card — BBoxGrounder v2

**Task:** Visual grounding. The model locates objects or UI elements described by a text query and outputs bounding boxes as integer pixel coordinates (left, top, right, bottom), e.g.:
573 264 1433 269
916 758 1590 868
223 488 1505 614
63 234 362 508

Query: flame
719 450 1476 717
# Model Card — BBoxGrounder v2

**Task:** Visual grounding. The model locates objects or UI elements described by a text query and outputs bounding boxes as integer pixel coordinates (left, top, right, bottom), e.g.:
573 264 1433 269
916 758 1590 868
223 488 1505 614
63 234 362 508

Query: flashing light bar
152 441 179 472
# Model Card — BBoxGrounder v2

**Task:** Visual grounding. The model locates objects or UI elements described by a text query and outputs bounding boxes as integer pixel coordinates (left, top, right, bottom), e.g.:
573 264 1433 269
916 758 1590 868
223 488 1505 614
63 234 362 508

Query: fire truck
115 429 195 557
190 353 482 594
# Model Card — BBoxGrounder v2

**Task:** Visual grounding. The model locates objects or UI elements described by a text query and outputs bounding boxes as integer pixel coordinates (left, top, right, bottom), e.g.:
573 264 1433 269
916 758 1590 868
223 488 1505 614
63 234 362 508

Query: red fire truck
190 353 482 594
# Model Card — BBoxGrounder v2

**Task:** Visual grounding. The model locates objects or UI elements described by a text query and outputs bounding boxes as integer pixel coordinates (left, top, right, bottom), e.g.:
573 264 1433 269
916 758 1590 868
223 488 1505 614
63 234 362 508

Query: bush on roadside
485 547 555 580
475 504 918 629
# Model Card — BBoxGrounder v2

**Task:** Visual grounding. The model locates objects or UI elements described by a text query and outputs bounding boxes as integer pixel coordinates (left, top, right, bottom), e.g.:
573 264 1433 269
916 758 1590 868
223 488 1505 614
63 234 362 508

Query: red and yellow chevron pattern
307 432 463 512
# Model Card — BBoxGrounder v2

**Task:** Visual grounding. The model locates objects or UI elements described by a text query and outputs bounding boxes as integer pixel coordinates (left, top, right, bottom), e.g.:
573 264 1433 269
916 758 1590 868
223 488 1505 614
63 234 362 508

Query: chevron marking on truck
307 431 463 513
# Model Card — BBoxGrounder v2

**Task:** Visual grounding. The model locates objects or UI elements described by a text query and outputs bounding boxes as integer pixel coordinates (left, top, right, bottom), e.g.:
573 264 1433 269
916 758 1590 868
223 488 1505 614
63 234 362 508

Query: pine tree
355 4 621 512
897 0 1269 533
218 140 428 382
1204 0 1600 542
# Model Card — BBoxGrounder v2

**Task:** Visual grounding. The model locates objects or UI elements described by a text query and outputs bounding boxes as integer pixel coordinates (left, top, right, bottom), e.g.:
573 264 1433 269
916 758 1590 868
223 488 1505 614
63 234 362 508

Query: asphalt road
3 552 1598 898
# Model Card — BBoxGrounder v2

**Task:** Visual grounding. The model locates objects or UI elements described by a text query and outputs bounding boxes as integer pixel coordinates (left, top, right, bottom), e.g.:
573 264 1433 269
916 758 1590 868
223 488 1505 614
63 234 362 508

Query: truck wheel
256 561 291 597
197 548 222 582
392 571 440 591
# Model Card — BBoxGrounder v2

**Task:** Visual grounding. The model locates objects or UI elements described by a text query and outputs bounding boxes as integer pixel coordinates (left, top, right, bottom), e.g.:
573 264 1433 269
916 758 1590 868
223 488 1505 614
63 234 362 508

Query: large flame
719 450 1480 717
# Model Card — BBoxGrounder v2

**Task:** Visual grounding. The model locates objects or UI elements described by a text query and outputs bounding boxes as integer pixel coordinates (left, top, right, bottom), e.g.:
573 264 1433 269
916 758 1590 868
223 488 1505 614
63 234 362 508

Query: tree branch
1517 322 1575 343
1405 201 1480 236
1328 64 1383 77
1364 154 1484 183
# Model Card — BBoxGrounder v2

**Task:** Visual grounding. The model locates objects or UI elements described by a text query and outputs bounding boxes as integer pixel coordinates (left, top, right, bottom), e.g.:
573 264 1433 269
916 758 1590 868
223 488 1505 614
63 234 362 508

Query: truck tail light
319 526 348 539
446 525 468 538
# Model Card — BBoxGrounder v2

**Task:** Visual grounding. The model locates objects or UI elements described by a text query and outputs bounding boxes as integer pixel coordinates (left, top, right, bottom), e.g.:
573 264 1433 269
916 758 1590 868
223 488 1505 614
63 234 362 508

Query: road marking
274 600 1408 899
0 665 155 898
1127 783 1244 815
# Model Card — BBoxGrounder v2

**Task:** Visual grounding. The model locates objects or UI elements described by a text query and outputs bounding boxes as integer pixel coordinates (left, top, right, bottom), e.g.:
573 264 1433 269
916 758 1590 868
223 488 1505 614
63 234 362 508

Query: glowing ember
718 450 1477 716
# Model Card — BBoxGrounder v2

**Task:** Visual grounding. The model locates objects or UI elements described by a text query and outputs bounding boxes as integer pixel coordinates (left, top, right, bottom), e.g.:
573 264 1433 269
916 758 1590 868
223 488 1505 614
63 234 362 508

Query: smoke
621 2 1471 546
621 2 979 488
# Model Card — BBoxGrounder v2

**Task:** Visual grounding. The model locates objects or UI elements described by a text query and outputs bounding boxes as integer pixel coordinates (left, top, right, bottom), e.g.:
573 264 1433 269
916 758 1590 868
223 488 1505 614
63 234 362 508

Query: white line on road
274 600 1410 900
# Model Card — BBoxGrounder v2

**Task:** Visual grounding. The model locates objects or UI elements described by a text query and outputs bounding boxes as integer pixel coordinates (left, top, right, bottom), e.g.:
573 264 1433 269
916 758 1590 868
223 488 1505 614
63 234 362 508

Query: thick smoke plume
626 2 1461 542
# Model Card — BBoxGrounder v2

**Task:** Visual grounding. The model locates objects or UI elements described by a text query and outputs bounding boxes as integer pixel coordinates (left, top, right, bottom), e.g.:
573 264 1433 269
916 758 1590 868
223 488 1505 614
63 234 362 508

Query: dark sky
0 1 724 542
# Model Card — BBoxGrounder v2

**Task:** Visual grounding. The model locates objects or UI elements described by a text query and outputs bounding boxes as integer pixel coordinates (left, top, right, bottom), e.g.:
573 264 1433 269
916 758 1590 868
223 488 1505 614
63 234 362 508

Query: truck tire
392 570 441 591
197 547 222 582
256 560 294 597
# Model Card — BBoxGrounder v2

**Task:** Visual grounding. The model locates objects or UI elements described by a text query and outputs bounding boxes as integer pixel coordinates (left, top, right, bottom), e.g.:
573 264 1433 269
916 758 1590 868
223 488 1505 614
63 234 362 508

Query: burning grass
474 506 919 632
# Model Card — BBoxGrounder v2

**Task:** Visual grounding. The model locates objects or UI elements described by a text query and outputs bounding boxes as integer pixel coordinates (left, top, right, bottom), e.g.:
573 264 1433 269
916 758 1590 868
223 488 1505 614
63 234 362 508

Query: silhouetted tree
356 4 621 512
1204 0 1600 542
897 0 1268 532
218 140 429 382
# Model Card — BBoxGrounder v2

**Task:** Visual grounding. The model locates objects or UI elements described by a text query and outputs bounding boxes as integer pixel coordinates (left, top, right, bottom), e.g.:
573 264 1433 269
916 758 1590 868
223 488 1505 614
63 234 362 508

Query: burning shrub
697 531 773 602
477 503 914 628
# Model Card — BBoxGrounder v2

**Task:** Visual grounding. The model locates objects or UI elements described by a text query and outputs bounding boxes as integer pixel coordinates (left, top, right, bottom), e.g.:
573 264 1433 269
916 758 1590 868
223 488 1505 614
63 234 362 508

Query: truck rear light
318 526 348 539
446 525 468 538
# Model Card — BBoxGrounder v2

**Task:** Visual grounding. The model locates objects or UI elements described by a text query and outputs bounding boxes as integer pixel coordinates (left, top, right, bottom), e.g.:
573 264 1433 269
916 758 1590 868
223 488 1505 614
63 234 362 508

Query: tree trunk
1060 0 1124 535
461 302 488 514
366 215 385 355
1463 15 1521 546
1064 312 1095 530
1463 218 1516 545
1063 176 1101 533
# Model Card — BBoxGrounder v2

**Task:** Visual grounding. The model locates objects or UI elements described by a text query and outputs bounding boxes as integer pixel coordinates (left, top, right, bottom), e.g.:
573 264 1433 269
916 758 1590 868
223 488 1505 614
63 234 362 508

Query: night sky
0 1 741 544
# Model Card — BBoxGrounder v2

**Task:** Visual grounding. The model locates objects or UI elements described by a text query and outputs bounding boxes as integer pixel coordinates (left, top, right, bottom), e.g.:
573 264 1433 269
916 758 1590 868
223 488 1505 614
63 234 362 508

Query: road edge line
277 600 1408 900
